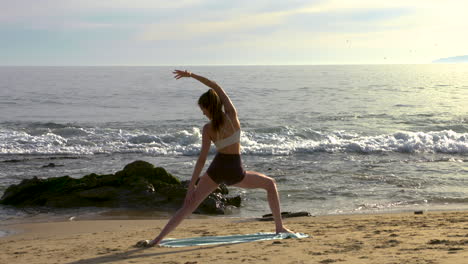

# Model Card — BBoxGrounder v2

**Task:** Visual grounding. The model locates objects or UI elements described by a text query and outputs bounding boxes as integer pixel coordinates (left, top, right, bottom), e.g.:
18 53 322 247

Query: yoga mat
159 232 309 248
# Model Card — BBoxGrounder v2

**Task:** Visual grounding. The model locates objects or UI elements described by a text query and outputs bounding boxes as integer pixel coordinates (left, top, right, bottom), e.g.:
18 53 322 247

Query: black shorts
207 153 246 186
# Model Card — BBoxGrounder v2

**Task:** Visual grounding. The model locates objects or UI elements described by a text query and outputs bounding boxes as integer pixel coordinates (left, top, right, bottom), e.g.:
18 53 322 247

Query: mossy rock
152 167 180 185
122 160 155 177
118 160 180 186
0 160 240 215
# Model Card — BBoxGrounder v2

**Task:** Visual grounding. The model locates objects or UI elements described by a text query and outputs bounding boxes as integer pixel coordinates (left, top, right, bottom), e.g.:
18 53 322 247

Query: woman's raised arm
173 70 237 115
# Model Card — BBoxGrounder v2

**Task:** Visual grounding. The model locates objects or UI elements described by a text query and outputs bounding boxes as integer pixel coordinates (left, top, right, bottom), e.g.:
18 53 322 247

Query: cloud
0 0 205 26
149 0 467 64
138 0 413 42
138 10 287 41
2 0 467 65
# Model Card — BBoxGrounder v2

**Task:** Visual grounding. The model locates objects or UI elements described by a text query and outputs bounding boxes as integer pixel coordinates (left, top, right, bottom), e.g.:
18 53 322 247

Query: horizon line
1 62 463 67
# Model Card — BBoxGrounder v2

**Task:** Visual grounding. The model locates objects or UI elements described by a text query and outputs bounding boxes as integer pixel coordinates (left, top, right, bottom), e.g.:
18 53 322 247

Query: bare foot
148 239 161 247
135 239 159 248
276 226 294 234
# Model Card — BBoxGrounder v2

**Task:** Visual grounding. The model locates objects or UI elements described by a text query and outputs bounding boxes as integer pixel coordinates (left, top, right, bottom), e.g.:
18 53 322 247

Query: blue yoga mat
158 232 309 248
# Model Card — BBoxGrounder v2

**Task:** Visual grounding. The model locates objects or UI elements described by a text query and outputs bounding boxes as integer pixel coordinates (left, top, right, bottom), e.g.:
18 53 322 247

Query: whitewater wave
0 125 467 156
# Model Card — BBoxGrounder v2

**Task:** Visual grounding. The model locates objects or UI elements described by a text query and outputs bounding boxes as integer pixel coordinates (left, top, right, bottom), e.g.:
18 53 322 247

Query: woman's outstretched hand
173 70 192 79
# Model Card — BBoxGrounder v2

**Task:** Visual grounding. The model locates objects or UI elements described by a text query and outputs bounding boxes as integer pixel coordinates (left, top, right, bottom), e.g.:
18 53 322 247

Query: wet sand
0 211 467 264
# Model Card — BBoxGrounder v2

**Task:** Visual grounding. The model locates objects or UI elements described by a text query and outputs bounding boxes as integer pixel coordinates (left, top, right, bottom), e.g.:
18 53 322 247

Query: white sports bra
213 116 241 150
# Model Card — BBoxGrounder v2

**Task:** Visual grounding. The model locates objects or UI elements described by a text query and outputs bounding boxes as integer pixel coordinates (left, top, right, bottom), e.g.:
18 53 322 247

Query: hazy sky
1 0 467 65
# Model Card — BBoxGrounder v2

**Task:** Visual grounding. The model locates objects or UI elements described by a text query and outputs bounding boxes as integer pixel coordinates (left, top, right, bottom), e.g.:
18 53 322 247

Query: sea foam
0 126 467 156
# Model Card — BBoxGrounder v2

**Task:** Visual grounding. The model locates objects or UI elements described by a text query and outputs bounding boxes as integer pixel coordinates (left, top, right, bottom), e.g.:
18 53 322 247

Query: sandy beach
0 210 466 264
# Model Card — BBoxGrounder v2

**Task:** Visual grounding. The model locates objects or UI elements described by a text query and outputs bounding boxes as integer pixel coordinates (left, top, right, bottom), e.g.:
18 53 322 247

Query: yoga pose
145 70 292 246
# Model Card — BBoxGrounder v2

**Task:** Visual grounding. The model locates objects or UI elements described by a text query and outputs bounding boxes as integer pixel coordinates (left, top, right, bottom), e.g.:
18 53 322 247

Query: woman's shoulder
202 122 215 136
203 122 213 131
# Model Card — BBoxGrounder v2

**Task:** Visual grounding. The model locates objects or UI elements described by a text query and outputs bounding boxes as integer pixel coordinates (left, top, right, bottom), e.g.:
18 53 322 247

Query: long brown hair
198 89 224 135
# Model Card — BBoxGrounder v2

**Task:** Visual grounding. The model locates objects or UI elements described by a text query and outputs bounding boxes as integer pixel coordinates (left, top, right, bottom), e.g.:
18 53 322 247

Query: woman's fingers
173 70 182 79
173 70 190 79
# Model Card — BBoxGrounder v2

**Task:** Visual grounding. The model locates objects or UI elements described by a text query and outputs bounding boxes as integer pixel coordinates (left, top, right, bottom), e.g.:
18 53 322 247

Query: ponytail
198 89 224 135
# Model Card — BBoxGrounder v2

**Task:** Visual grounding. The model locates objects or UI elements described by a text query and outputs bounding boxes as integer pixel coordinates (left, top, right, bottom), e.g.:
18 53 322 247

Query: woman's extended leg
232 171 292 233
149 173 219 245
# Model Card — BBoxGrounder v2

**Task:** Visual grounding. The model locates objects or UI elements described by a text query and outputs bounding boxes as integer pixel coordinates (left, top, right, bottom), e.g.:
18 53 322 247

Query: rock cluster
0 160 241 214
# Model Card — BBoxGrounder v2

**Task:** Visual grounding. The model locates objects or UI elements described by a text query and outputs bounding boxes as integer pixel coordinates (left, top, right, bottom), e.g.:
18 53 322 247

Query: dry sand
0 211 467 264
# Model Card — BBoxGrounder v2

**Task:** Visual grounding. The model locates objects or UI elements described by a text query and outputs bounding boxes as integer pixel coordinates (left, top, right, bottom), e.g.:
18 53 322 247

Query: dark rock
259 211 311 221
414 210 424 215
3 159 23 163
428 239 450 245
41 163 64 168
0 160 241 215
78 186 120 200
226 195 241 207
42 163 56 168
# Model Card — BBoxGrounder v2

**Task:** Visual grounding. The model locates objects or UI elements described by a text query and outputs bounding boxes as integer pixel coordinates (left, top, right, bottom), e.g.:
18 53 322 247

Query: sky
1 0 467 65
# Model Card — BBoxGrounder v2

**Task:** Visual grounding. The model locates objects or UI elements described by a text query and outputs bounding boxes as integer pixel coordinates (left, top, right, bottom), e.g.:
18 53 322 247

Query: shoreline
1 206 468 238
1 210 467 264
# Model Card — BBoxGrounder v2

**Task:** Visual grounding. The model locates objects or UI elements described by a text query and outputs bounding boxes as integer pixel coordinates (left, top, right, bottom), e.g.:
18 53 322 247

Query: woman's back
209 113 241 154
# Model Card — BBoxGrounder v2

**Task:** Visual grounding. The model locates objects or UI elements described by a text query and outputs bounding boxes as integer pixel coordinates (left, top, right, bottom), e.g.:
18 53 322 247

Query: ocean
0 65 467 224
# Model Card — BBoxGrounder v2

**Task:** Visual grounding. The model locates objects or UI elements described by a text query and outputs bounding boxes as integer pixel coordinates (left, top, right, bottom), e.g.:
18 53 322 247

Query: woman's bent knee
258 174 276 191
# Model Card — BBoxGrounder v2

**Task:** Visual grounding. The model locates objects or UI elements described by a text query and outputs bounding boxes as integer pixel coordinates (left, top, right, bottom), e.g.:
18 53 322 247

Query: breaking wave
0 124 467 156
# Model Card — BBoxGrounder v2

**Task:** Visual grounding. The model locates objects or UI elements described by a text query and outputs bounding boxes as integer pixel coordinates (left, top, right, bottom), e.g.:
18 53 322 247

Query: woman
144 70 292 247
